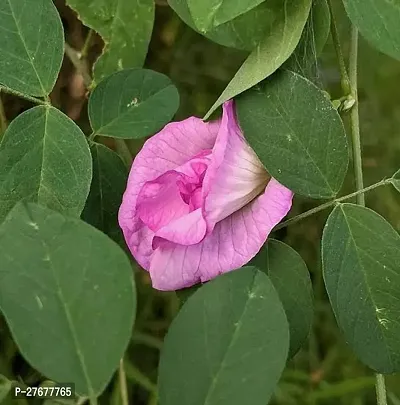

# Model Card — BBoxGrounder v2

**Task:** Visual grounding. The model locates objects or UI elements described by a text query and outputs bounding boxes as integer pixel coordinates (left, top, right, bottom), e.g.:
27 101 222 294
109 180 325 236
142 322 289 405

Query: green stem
348 24 387 405
148 392 158 405
349 26 365 205
115 139 133 166
89 397 98 405
119 359 129 405
327 0 351 95
81 30 94 59
0 85 49 106
124 361 158 395
0 91 7 135
375 374 388 405
307 377 375 402
132 331 163 351
274 179 389 231
64 43 93 88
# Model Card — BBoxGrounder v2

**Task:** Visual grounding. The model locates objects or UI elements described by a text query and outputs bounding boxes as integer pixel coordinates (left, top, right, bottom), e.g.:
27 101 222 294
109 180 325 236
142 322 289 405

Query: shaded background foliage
0 1 399 404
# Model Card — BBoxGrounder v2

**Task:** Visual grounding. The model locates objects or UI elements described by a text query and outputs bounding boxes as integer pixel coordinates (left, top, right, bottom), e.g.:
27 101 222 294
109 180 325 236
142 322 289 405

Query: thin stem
119 359 129 405
148 393 158 405
274 179 389 231
115 139 133 166
375 374 388 405
64 43 92 88
349 26 365 205
349 25 387 405
89 397 98 405
327 0 351 95
132 331 163 351
0 85 49 106
0 91 7 135
124 361 158 395
81 30 94 59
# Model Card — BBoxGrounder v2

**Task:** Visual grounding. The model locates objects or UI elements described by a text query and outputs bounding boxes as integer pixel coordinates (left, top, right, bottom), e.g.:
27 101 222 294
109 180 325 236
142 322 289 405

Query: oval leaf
237 70 349 199
159 267 289 405
0 0 64 96
250 240 313 358
187 0 264 32
322 203 400 373
168 0 273 51
0 202 136 396
66 0 154 83
204 0 312 118
82 143 127 243
89 69 180 139
0 106 92 223
343 0 400 61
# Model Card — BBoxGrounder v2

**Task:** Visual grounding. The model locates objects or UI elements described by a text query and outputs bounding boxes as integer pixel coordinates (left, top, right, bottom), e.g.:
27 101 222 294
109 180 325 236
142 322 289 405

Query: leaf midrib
339 206 394 369
268 85 334 194
39 220 96 397
202 272 258 405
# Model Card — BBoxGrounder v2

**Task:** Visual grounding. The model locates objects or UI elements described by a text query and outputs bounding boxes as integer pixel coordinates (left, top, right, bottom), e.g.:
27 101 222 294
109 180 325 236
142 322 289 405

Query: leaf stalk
274 179 390 231
0 85 49 106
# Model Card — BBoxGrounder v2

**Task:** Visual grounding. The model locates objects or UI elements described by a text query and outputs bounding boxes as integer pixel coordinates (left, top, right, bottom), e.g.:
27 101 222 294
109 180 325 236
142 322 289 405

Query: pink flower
119 101 293 291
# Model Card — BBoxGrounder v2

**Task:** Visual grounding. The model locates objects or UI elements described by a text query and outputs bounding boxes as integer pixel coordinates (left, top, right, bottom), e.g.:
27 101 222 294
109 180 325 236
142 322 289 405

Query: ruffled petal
149 178 293 291
119 117 220 268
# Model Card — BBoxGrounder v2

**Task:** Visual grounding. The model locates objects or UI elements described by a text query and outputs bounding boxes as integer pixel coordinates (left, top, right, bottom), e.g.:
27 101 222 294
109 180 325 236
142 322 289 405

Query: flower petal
149 178 293 290
136 171 189 232
153 208 207 249
204 101 269 226
201 100 268 232
119 117 220 268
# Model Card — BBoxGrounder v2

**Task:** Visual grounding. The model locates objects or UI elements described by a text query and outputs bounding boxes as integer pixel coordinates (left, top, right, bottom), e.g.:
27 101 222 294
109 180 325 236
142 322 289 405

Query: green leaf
159 267 289 405
322 203 400 373
236 70 349 199
0 0 64 97
250 240 313 358
187 0 264 32
65 0 154 83
0 106 92 223
343 0 400 61
175 284 201 306
169 0 289 51
82 143 127 243
204 0 312 118
284 0 330 79
0 202 136 396
89 69 180 139
391 169 400 193
0 375 11 403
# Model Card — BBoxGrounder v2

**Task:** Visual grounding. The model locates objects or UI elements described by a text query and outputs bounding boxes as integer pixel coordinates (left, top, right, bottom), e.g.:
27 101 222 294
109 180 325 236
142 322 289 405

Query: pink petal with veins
202 101 270 230
119 117 219 268
149 178 293 290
